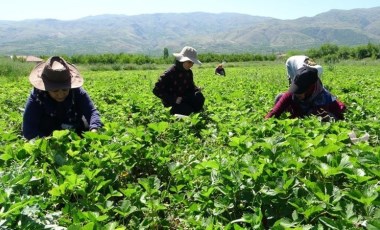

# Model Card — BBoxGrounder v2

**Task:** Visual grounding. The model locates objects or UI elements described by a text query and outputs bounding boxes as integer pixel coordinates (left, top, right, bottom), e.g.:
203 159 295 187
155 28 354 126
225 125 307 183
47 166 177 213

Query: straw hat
29 56 83 91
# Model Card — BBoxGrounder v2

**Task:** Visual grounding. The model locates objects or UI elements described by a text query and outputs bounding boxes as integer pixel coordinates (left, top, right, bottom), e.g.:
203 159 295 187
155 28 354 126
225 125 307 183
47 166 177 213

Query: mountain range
1 7 380 56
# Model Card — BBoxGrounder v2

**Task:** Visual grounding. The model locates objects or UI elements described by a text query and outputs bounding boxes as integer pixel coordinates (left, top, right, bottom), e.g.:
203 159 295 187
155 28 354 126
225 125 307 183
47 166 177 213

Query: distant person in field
215 64 226 76
286 55 323 85
153 46 205 116
265 66 346 121
22 56 103 140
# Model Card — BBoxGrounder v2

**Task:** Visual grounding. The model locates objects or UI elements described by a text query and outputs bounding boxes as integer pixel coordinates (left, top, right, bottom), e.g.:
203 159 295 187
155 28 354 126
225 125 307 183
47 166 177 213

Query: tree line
302 43 380 64
33 42 380 65
38 52 277 66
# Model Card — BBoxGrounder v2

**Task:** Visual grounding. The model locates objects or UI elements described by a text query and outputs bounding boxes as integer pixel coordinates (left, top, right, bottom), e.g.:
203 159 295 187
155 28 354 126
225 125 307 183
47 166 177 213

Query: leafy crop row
1 62 380 229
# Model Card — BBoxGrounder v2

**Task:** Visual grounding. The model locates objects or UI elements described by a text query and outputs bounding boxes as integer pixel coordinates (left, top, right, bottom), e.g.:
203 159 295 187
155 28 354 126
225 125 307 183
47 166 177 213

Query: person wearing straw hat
265 66 346 121
22 56 103 140
153 46 205 116
215 64 226 76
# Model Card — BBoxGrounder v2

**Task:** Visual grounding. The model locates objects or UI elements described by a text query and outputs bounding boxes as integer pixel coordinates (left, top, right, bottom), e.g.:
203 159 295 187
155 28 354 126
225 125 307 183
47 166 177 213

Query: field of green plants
1 61 380 229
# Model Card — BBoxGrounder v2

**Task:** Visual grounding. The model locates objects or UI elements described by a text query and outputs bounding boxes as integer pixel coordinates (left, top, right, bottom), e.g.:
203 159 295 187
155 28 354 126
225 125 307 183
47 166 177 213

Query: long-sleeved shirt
265 91 346 120
153 61 199 107
22 87 102 140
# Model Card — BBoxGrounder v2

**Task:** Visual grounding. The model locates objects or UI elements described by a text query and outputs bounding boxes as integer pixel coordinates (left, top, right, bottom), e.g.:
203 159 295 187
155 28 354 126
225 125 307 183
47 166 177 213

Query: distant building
25 56 44 63
276 53 288 61
11 55 44 64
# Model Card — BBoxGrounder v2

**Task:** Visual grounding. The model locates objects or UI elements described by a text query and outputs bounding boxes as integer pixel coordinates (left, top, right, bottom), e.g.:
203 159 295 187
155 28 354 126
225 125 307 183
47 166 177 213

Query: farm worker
153 46 205 116
22 56 103 140
215 64 226 76
286 55 323 84
265 66 346 121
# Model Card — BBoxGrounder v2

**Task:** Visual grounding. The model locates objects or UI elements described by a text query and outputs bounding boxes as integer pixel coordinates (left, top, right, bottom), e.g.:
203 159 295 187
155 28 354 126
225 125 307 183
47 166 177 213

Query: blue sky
2 0 380 21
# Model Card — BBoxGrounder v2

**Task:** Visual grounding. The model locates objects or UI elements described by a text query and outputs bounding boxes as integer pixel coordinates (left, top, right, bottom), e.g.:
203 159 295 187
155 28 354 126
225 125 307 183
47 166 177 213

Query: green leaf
0 153 13 161
345 187 378 205
231 211 262 228
147 121 169 133
302 180 330 202
11 172 32 185
241 165 264 180
82 222 95 230
318 163 342 177
197 160 220 169
272 217 298 228
319 217 339 229
367 219 380 230
169 184 186 193
0 198 37 218
83 168 102 180
344 203 355 219
303 204 325 219
52 130 70 140
282 177 295 191
138 177 155 193
54 153 66 165
260 185 279 196
49 184 66 197
67 149 80 157
201 187 215 198
312 145 341 157
311 135 324 146
104 222 119 230
82 132 112 140
119 188 137 197
96 179 112 191
229 137 242 147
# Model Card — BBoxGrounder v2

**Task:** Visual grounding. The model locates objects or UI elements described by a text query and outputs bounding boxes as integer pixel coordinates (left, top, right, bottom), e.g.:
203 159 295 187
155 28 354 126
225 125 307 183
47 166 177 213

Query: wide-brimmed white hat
29 56 83 91
173 46 202 65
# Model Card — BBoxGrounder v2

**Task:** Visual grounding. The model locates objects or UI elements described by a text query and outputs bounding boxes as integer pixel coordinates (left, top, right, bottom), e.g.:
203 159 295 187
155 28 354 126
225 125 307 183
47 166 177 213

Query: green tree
355 45 371 59
337 46 352 60
319 43 339 56
163 48 169 59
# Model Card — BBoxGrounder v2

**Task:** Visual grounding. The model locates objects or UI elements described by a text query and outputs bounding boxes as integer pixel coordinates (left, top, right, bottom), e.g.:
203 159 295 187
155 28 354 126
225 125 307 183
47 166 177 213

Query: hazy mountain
1 7 380 56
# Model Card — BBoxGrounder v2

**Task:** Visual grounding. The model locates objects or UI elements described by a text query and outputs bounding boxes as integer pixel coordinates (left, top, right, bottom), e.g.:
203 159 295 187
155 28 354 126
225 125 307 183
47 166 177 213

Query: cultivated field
1 61 380 229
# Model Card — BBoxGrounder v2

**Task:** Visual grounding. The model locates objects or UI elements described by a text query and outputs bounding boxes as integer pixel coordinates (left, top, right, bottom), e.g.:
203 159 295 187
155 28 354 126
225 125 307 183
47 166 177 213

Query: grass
0 57 37 79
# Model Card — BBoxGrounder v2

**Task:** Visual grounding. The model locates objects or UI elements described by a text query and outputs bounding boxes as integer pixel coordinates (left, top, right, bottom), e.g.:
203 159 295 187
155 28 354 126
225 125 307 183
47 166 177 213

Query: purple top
265 91 346 120
22 87 102 139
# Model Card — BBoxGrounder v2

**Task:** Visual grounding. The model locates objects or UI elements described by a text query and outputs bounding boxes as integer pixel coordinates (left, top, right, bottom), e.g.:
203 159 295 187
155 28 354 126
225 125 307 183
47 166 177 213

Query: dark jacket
22 87 102 140
153 61 200 107
215 67 226 76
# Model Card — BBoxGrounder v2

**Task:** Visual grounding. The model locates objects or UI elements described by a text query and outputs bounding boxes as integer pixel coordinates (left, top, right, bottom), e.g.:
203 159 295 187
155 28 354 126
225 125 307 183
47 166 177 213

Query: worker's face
183 61 194 70
294 92 306 101
48 89 70 102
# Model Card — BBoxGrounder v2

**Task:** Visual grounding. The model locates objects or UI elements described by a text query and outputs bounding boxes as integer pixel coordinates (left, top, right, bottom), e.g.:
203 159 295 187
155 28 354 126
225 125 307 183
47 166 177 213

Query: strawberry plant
1 61 380 229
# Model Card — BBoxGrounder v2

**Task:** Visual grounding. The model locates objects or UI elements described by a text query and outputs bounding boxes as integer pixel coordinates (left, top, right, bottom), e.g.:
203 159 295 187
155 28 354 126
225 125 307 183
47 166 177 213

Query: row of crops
1 61 380 229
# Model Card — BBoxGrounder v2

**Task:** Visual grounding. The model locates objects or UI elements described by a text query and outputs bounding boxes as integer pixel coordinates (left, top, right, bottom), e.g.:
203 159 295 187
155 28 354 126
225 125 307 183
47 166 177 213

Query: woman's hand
176 97 183 104
316 108 333 122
